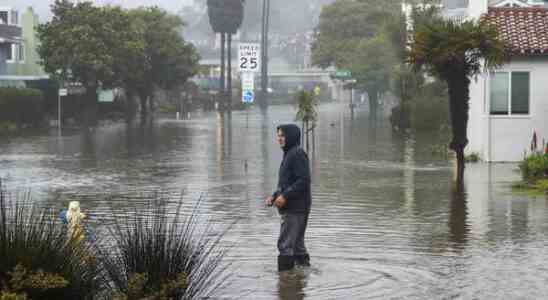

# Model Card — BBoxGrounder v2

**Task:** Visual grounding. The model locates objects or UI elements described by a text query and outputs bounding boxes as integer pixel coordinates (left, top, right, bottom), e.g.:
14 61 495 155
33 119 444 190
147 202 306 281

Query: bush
409 81 449 132
0 181 103 300
0 88 45 128
97 195 231 300
465 152 480 163
519 153 548 182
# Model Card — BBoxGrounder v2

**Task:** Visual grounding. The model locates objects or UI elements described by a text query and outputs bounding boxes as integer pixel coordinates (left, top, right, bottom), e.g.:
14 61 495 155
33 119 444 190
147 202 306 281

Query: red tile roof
484 7 548 55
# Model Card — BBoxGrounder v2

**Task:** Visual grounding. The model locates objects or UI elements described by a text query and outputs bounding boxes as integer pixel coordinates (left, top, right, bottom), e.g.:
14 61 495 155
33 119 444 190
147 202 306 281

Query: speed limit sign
238 43 261 73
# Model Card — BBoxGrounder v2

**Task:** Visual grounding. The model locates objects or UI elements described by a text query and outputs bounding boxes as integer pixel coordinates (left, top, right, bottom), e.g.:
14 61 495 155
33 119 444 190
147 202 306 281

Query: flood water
1 103 548 299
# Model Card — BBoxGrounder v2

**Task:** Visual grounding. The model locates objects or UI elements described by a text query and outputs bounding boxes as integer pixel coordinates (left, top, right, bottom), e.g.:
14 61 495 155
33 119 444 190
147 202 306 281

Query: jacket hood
277 124 301 152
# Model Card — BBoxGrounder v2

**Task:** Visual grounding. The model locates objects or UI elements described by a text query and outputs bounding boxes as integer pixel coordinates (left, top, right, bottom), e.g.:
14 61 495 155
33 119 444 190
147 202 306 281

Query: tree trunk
220 33 226 112
83 85 98 127
139 92 148 121
125 90 136 122
369 89 378 121
447 72 470 185
260 0 270 110
227 34 233 112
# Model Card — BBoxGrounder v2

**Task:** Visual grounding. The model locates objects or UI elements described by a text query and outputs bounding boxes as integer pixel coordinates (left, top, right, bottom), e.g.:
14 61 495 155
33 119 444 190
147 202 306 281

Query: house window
0 11 8 24
6 44 14 61
10 11 18 25
17 44 24 62
489 72 530 115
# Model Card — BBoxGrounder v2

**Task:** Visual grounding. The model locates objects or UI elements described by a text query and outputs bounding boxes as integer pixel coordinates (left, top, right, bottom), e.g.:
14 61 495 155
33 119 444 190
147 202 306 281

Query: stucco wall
6 8 45 77
468 57 548 162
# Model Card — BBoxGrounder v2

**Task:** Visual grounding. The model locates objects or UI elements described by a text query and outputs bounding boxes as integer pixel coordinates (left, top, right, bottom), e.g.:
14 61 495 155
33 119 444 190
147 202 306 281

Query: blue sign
242 89 254 103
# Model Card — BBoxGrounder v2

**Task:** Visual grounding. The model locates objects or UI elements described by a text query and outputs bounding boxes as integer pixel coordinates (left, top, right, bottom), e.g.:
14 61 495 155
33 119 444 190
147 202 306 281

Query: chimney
468 0 489 20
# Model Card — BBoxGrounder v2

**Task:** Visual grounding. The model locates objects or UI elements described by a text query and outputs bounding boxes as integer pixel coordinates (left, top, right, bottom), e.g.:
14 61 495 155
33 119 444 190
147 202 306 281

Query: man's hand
265 196 274 207
274 195 287 208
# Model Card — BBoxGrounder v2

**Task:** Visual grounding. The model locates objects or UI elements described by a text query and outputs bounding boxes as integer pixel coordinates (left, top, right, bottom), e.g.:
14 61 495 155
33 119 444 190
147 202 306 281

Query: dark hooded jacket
272 124 311 214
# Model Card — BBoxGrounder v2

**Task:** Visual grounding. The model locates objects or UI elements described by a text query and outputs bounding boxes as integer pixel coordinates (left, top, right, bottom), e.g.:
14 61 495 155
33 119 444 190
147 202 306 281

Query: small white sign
58 88 68 96
241 72 254 90
238 43 261 73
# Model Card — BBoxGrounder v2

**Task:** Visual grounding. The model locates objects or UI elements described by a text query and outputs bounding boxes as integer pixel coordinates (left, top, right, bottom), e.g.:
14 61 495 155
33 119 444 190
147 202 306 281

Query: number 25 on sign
238 43 261 73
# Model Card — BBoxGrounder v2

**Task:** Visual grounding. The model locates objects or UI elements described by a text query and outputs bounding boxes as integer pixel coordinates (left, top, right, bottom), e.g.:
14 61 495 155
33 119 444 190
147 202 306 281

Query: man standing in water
266 124 312 271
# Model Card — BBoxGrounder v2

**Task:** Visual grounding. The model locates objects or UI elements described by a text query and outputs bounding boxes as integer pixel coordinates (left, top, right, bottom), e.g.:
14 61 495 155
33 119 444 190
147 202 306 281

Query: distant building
0 6 47 86
464 0 548 161
0 7 21 78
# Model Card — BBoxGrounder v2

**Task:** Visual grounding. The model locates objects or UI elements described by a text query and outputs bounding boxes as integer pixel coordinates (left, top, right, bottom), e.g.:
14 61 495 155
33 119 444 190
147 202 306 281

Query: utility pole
260 0 270 110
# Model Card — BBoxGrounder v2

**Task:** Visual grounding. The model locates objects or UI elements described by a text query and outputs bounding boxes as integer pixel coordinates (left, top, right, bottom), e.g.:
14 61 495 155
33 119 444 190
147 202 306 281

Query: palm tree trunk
227 33 232 112
447 72 470 184
220 32 226 112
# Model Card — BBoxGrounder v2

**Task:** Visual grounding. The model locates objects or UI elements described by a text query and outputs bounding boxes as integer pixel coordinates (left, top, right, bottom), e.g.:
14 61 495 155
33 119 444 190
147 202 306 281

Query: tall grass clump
98 195 232 300
0 180 104 300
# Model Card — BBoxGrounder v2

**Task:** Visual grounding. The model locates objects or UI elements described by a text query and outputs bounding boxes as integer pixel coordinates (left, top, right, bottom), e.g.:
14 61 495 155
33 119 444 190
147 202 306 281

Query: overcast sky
0 0 194 21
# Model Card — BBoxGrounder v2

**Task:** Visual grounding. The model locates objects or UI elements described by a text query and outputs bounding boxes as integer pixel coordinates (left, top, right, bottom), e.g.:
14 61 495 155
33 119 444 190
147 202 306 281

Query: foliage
124 7 200 116
409 80 449 131
519 153 548 182
295 90 318 125
0 292 28 300
37 1 138 91
97 196 231 300
0 88 44 128
0 181 103 300
311 0 403 116
465 152 480 163
408 18 508 82
207 0 244 34
113 273 188 300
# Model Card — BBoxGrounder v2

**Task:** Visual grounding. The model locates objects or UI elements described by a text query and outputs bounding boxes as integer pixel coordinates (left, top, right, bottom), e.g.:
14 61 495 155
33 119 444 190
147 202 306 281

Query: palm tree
295 90 319 153
408 18 508 183
207 0 244 112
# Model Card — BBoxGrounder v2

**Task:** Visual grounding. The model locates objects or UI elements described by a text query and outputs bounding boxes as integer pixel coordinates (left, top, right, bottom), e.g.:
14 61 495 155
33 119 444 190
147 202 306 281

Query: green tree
124 7 200 119
37 0 137 125
295 90 318 153
311 0 401 119
407 18 508 182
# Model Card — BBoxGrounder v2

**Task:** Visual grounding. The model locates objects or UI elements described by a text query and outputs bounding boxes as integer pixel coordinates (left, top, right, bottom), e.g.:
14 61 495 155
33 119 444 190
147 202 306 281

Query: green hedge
0 88 45 128
519 153 548 182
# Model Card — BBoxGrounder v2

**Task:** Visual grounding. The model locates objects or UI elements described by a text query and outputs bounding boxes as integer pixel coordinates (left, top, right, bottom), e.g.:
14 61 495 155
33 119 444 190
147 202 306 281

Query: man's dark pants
277 212 310 271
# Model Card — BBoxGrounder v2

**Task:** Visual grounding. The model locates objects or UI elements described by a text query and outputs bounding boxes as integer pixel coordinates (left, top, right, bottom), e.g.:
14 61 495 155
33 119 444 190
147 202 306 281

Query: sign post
239 43 261 168
58 88 67 134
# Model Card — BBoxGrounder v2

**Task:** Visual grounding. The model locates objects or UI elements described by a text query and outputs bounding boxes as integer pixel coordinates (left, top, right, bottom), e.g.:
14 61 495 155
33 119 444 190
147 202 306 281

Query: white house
454 0 548 162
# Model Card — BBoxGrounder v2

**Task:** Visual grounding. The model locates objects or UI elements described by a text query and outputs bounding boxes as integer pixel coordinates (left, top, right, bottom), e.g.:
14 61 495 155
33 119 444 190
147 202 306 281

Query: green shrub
519 153 548 182
98 196 231 300
0 88 45 128
465 152 480 163
409 81 449 132
0 181 104 300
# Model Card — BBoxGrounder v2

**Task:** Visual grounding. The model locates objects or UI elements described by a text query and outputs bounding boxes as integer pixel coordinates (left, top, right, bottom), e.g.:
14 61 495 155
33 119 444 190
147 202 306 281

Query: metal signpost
239 43 261 170
58 88 67 134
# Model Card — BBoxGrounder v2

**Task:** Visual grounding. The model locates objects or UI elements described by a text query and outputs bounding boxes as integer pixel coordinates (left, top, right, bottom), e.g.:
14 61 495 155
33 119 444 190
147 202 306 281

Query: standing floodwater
1 104 547 299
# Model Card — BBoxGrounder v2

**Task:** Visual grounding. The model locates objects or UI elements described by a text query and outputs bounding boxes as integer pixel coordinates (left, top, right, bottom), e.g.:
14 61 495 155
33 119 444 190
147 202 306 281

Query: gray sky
0 0 194 21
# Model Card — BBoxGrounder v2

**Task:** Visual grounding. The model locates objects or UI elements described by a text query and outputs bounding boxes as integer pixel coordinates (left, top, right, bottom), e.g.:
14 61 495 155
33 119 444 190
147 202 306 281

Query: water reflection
277 271 308 300
448 181 469 250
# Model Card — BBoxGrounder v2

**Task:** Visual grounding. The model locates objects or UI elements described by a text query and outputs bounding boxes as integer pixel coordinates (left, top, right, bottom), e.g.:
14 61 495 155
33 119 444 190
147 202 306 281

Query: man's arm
281 150 310 201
